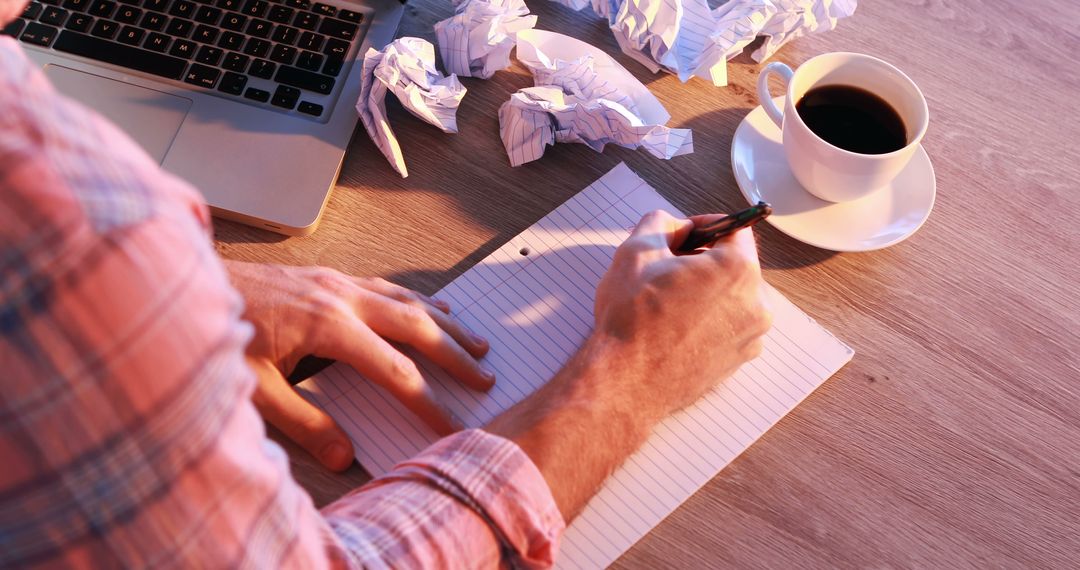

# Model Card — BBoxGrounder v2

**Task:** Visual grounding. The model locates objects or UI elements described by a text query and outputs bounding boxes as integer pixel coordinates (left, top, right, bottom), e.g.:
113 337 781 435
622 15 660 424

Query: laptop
3 0 403 235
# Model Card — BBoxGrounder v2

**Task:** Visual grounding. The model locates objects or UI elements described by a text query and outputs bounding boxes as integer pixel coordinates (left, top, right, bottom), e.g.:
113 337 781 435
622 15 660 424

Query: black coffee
795 85 907 154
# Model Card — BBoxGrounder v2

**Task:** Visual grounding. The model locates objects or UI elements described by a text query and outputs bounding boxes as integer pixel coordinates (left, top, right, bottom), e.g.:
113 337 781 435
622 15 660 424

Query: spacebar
53 31 187 81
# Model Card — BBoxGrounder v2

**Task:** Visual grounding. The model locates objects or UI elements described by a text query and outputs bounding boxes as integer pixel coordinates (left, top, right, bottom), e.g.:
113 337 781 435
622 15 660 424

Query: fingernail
321 442 350 468
449 411 466 431
471 333 487 346
431 297 450 310
481 366 496 383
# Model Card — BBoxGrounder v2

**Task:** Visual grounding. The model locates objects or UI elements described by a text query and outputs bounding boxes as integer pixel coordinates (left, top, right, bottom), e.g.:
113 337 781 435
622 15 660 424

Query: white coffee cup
757 52 929 203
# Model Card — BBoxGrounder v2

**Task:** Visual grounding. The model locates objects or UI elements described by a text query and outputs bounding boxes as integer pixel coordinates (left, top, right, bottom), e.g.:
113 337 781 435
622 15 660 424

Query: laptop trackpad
44 65 192 164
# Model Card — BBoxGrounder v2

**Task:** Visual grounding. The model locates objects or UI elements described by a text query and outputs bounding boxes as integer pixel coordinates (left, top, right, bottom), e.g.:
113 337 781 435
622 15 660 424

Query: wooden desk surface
214 0 1080 566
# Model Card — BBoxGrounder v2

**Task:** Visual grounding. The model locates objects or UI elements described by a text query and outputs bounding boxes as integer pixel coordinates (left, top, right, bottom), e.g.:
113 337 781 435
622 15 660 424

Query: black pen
676 201 772 253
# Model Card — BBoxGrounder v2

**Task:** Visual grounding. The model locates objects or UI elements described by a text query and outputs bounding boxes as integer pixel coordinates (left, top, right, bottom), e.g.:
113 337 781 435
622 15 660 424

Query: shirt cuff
329 429 565 568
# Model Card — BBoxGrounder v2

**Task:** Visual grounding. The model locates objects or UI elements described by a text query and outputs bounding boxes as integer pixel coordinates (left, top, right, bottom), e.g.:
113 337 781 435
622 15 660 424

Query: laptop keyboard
2 0 365 119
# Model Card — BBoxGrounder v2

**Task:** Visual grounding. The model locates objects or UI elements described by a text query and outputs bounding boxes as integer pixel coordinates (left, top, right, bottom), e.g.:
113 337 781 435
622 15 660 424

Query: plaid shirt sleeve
0 35 563 569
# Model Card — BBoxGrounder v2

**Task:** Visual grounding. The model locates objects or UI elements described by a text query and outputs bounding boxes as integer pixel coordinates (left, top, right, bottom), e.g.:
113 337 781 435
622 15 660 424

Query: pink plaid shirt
0 23 563 569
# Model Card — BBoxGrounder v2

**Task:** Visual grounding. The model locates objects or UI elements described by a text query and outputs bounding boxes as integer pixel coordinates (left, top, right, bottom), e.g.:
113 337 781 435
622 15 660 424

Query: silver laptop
6 0 403 235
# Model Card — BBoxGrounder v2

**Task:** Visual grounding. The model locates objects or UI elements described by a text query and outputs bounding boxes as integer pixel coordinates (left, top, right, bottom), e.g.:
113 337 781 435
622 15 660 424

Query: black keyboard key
317 17 353 40
274 64 332 93
62 0 90 11
295 49 321 71
192 23 217 42
193 4 220 23
269 23 295 44
168 0 194 18
321 55 342 76
267 5 292 23
220 12 244 30
183 62 219 87
3 19 27 37
322 35 345 56
114 5 139 23
270 84 298 108
242 36 268 56
117 0 139 5
291 10 315 30
216 0 240 10
297 100 322 116
54 30 187 78
248 57 274 78
64 13 93 31
283 0 309 9
217 71 247 94
241 0 266 17
312 2 333 16
221 51 248 71
88 0 115 17
245 17 271 37
164 17 191 36
140 11 166 30
40 7 69 26
296 30 321 50
195 44 222 64
143 0 169 11
116 25 143 44
144 31 169 51
217 30 243 49
168 37 195 57
337 8 360 22
268 43 295 64
89 18 117 38
22 2 45 20
20 22 59 45
244 86 269 101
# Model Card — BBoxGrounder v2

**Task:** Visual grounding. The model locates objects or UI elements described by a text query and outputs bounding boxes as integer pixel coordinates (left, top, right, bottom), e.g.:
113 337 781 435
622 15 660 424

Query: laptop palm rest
44 65 192 164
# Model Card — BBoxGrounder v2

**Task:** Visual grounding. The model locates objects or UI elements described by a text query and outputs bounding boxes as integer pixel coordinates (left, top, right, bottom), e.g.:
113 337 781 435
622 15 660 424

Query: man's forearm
486 335 654 521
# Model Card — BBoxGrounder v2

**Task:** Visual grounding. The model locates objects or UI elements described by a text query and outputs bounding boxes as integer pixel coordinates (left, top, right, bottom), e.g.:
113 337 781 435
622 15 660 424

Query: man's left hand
223 260 493 471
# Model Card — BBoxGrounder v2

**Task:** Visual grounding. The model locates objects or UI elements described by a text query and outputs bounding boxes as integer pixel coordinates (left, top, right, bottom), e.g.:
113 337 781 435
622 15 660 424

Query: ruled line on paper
297 162 853 569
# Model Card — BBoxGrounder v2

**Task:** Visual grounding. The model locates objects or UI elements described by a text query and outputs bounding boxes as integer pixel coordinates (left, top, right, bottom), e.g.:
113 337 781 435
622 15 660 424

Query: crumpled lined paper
498 30 692 167
434 0 537 78
549 0 856 86
357 38 467 177
743 0 857 62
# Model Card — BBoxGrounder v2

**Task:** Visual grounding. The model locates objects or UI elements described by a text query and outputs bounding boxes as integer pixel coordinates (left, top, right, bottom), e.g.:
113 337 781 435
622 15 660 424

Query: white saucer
731 98 936 252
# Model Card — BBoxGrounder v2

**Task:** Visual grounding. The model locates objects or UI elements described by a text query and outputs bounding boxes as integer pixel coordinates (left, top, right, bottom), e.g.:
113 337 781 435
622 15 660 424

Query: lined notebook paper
297 163 854 569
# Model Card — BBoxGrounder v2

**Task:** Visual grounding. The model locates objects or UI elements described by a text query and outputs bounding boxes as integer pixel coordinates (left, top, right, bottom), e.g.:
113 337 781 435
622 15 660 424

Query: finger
354 281 488 358
350 278 488 355
674 213 728 250
361 296 495 391
424 305 490 359
626 210 695 254
353 276 451 314
702 225 761 270
247 356 355 472
323 321 463 436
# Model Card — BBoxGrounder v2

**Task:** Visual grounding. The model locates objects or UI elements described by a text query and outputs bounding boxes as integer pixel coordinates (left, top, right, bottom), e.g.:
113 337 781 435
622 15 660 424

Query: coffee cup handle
757 62 794 128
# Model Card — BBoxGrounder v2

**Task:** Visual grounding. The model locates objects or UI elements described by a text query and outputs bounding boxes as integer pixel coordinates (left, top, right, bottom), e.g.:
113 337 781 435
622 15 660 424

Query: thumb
628 210 695 253
247 356 355 472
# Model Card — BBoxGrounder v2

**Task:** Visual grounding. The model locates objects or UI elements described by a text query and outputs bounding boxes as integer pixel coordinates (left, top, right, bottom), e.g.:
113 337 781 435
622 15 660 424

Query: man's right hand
487 210 772 520
590 209 772 426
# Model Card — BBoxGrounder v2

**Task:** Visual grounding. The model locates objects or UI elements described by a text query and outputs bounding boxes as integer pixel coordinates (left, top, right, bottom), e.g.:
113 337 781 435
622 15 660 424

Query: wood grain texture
215 0 1080 566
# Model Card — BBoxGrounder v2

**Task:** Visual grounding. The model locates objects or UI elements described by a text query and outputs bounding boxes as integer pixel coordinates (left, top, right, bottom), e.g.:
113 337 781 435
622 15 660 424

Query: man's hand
224 260 494 471
590 209 771 424
487 210 771 519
